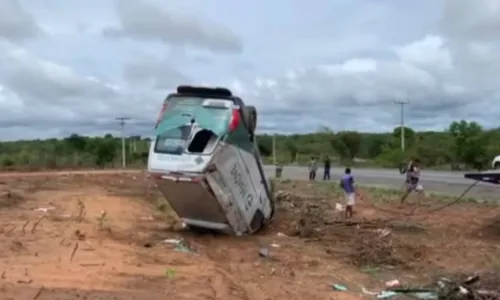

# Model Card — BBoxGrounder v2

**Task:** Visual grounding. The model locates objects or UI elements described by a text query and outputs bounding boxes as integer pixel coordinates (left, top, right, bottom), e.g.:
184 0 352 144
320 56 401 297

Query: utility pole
272 134 276 165
394 100 409 151
116 117 131 168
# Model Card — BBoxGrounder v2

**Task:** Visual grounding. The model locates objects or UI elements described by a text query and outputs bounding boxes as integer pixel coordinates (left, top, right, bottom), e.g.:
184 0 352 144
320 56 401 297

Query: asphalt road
263 165 500 200
0 166 497 200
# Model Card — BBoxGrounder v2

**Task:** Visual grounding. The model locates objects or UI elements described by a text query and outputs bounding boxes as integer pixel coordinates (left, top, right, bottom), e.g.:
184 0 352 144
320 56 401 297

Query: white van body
147 86 274 235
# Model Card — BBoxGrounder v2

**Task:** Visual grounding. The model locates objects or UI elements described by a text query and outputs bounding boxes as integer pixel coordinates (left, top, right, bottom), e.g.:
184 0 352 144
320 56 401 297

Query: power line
394 100 409 152
116 117 131 168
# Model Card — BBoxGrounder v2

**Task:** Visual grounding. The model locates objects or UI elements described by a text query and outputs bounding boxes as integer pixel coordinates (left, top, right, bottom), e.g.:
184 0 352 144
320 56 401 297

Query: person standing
308 157 318 180
340 168 356 218
323 156 331 180
400 158 425 204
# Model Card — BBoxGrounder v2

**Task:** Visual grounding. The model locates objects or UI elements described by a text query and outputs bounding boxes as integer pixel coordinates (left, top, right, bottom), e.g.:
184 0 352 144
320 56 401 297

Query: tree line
0 120 498 171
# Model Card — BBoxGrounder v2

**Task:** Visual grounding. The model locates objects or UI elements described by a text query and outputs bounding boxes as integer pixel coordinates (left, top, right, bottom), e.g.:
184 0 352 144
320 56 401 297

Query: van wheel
242 106 257 135
268 179 276 220
250 210 265 233
495 162 500 169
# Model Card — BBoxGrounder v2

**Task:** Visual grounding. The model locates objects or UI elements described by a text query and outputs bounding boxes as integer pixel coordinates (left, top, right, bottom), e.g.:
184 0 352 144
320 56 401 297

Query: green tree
94 139 117 167
337 131 362 160
448 120 488 170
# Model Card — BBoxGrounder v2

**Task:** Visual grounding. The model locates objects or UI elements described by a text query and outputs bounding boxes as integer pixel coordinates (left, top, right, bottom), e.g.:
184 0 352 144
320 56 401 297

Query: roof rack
464 171 500 185
176 85 233 97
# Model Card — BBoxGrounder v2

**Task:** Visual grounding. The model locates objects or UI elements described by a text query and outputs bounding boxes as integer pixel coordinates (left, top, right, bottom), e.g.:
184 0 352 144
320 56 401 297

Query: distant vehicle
147 85 274 235
492 155 500 169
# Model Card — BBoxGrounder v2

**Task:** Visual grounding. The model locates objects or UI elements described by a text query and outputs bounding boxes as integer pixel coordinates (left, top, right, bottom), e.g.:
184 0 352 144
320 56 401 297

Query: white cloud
102 0 243 54
0 0 499 139
0 0 43 42
395 35 452 70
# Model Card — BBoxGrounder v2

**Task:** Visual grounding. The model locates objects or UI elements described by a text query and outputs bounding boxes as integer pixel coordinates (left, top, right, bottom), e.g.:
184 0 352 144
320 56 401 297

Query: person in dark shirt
323 156 331 180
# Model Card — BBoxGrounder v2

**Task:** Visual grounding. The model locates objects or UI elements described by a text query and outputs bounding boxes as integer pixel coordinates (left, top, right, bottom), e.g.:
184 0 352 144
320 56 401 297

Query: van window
155 96 233 137
154 125 192 155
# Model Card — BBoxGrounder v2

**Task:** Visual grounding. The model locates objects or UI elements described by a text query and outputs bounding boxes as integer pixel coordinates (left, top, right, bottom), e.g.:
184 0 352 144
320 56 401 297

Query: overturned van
147 86 275 235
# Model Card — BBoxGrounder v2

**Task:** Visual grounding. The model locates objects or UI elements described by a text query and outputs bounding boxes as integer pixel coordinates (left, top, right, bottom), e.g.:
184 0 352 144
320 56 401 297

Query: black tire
250 210 265 233
495 162 500 169
267 178 275 220
242 106 257 135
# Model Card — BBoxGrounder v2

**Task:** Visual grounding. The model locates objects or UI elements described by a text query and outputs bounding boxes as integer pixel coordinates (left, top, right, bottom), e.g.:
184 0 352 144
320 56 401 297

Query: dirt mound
476 214 500 240
272 190 429 269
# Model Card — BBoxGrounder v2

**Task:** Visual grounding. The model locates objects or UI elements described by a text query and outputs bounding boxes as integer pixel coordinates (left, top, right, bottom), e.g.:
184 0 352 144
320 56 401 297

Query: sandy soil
0 173 499 300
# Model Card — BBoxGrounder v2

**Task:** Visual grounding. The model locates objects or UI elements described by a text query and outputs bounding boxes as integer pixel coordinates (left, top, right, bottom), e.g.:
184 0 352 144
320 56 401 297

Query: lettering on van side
230 163 254 211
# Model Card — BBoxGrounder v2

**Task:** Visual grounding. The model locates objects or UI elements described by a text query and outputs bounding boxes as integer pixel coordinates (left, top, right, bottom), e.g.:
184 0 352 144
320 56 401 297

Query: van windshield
154 125 192 155
155 96 232 137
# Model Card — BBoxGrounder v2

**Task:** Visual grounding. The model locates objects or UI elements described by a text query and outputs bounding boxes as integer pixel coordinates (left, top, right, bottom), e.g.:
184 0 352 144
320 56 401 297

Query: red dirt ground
0 172 499 300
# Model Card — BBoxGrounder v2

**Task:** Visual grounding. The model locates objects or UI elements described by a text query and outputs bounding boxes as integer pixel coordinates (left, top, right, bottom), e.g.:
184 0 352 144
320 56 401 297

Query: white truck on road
492 155 500 169
147 86 274 235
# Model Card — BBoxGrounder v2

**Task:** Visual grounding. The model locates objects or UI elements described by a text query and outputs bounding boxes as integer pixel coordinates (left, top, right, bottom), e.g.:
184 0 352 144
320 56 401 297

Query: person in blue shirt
340 167 356 218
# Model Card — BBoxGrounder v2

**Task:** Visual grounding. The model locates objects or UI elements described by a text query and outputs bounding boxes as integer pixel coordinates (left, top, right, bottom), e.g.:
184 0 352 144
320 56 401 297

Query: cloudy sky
0 0 499 140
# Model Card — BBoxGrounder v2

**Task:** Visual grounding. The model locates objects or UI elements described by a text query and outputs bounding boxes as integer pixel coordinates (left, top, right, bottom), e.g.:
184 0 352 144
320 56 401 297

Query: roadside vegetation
0 119 498 171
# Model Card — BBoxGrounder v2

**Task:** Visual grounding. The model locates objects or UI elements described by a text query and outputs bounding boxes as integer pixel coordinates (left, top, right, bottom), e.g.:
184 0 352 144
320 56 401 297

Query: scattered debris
160 238 196 254
163 239 182 244
332 283 348 291
34 207 55 213
385 279 400 288
174 240 195 254
259 247 270 258
270 243 280 248
366 275 500 300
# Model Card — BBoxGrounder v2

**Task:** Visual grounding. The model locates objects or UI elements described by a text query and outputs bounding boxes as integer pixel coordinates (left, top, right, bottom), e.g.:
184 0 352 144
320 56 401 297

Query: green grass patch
273 179 491 205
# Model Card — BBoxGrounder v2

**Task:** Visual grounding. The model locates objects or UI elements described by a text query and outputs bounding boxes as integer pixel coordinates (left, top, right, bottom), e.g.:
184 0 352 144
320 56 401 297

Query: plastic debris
361 287 379 295
259 247 270 257
174 240 195 253
162 239 196 254
163 239 182 244
332 284 348 291
34 207 55 212
364 274 499 300
385 279 400 288
377 291 397 299
376 228 392 237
